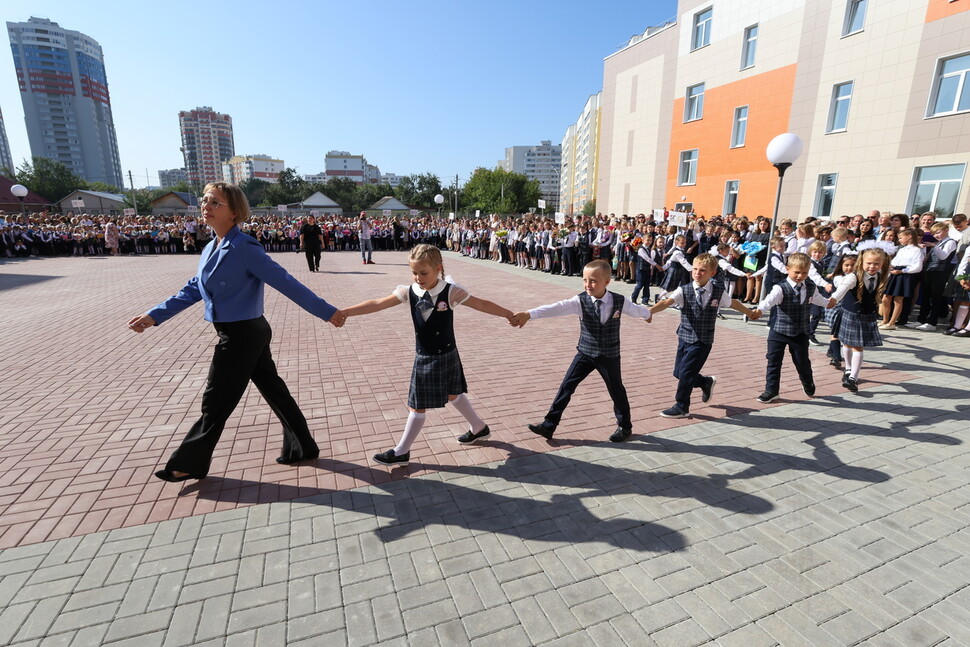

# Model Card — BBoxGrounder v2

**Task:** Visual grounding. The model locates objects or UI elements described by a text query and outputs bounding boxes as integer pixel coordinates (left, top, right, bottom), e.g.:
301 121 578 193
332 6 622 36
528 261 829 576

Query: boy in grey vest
510 260 653 442
750 253 836 403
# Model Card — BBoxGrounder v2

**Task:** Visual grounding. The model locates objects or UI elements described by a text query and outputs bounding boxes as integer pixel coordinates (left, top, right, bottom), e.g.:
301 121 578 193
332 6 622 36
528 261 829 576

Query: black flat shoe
609 427 633 442
154 470 200 482
527 423 554 440
275 452 319 465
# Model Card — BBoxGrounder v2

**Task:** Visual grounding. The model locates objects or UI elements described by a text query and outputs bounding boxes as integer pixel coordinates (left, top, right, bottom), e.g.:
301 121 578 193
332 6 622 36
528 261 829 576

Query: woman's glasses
199 197 227 208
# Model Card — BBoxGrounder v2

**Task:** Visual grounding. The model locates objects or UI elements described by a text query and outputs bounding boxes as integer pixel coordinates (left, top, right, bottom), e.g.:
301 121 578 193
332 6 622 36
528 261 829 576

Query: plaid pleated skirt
408 347 468 409
824 305 843 335
837 311 883 347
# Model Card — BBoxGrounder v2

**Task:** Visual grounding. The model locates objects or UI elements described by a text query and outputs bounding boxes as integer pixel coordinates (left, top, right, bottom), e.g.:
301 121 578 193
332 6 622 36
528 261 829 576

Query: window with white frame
731 106 748 148
826 82 853 133
741 24 758 69
692 8 712 50
909 164 965 219
929 52 970 117
678 150 698 185
843 0 867 36
814 173 838 219
723 180 739 215
685 83 705 122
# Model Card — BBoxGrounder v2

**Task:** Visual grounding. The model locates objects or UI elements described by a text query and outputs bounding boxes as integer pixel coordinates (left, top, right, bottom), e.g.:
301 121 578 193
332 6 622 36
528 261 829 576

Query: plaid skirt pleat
837 311 883 347
408 348 468 409
824 305 843 336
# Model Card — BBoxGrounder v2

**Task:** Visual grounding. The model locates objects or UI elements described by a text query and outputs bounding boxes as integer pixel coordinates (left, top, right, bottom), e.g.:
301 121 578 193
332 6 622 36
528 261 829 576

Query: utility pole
454 174 459 217
128 170 138 215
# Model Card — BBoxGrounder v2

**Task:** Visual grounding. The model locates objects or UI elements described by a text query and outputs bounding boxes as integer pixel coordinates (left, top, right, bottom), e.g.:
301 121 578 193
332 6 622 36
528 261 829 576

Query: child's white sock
849 350 863 380
842 346 853 369
956 304 970 330
394 412 426 455
450 394 486 433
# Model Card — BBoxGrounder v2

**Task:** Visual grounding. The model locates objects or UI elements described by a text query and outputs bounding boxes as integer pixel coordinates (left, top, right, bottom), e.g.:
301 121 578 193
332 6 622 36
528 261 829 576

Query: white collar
787 278 803 289
412 279 447 299
693 281 709 291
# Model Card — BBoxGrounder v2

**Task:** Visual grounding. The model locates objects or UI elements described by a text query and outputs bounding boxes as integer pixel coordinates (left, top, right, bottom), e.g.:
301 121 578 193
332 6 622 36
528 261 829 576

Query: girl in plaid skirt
824 253 857 370
831 248 890 392
342 244 516 465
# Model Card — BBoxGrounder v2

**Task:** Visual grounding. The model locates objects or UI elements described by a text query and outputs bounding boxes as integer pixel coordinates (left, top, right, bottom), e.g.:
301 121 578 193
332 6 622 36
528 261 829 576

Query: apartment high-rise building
157 168 188 188
500 141 562 210
7 17 122 186
0 107 14 175
179 106 234 189
324 150 381 185
560 93 602 216
598 0 970 220
222 154 283 185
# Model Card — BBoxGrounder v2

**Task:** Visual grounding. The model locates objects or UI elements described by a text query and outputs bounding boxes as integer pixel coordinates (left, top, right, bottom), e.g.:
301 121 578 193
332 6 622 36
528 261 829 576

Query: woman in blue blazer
128 182 346 482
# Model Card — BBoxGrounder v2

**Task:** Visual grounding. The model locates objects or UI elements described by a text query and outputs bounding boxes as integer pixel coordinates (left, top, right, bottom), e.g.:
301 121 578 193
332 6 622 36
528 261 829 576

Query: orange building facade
597 0 970 221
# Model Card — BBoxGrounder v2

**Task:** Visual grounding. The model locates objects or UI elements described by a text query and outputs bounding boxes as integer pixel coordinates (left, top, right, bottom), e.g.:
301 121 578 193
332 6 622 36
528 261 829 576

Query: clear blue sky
2 0 678 188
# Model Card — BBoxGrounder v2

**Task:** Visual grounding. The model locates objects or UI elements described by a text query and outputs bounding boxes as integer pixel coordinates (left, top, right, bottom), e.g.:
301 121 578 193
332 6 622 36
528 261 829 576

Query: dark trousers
164 316 318 476
543 352 631 430
562 247 577 275
809 305 824 335
631 270 652 304
673 339 713 409
305 246 321 271
765 330 813 394
917 271 950 326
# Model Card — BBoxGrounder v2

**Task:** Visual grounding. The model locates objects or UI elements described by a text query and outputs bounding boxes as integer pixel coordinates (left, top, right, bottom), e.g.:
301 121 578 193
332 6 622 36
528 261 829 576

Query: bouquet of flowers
558 228 569 239
631 236 643 250
620 232 633 243
739 241 765 272
495 229 508 239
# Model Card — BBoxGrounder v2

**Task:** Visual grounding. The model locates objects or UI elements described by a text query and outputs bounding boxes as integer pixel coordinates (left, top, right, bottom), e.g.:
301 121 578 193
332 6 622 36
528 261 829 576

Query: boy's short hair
832 227 848 239
715 243 732 254
693 253 718 270
930 222 949 234
808 240 827 254
584 259 611 276
769 235 786 248
787 252 811 268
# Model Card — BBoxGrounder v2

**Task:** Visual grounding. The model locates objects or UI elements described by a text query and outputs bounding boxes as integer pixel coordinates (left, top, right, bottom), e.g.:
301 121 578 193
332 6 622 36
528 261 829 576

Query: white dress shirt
529 292 652 323
757 278 832 311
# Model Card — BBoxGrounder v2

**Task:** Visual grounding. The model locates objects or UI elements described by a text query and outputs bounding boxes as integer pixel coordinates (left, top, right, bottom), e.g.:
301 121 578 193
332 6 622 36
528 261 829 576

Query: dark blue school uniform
672 282 724 411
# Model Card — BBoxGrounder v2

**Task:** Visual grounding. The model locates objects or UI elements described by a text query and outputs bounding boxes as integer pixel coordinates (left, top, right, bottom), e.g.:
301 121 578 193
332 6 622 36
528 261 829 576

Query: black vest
925 237 956 272
678 282 725 345
843 277 878 315
773 281 815 336
409 284 457 355
766 252 786 288
577 292 623 358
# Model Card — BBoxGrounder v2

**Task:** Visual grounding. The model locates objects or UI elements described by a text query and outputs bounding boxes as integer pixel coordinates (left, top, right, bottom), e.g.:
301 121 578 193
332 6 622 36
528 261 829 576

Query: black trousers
765 330 813 394
305 246 321 271
164 316 318 476
917 271 950 326
673 339 713 409
543 352 631 430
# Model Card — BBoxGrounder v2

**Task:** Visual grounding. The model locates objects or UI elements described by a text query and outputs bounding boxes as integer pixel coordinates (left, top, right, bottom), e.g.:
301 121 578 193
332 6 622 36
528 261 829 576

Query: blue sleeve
241 237 338 320
146 276 204 325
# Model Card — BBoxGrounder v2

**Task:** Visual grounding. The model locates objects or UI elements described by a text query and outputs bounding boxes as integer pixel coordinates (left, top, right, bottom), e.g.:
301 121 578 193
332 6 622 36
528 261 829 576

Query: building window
731 106 748 148
692 8 713 50
928 52 970 117
741 24 758 69
678 150 698 185
843 0 868 36
909 164 965 219
685 83 705 122
723 180 739 215
826 82 853 133
814 173 838 219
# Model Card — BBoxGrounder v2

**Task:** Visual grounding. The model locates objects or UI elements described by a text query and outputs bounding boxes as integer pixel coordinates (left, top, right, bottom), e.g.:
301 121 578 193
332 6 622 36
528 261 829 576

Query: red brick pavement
0 251 911 547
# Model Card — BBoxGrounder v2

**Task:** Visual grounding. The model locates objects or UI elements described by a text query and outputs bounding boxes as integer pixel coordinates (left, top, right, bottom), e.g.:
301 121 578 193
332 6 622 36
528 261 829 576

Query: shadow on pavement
0 273 61 292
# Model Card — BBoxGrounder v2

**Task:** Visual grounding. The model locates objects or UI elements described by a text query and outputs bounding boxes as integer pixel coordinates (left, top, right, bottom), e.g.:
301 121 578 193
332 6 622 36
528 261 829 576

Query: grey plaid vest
925 237 955 272
773 281 815 336
577 292 623 358
677 282 725 345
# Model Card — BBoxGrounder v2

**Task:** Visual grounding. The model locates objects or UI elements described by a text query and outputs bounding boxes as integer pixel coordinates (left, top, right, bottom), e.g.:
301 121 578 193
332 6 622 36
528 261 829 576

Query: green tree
581 199 596 217
460 167 539 215
354 183 395 213
87 181 122 194
239 178 270 207
123 188 154 214
262 167 310 206
14 156 88 203
321 177 359 212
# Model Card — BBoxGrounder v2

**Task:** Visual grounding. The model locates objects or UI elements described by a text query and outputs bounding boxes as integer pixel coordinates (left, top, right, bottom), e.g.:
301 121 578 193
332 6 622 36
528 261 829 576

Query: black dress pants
673 339 713 410
164 316 318 476
305 246 321 271
543 352 631 430
764 330 813 394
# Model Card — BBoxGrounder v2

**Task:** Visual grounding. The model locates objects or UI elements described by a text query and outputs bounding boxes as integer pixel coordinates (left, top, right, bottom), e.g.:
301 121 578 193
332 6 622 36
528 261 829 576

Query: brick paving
0 249 967 645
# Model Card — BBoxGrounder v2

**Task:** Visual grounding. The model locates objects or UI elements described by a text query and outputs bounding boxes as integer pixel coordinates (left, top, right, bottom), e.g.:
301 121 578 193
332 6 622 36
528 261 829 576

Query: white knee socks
955 304 970 330
450 394 485 433
842 346 853 371
394 412 425 455
849 349 864 379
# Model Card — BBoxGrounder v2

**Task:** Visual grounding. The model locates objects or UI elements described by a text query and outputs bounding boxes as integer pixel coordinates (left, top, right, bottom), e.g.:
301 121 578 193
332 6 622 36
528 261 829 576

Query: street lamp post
765 133 804 232
10 184 29 218
434 193 444 219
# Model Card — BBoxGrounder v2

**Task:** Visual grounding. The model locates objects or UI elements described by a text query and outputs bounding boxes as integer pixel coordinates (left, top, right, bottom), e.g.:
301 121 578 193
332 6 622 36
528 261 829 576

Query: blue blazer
148 226 337 325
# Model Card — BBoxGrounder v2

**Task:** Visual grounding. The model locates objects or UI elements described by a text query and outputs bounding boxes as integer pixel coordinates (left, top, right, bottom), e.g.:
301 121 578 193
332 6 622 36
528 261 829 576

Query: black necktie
867 277 875 292
696 286 706 306
794 283 802 302
593 299 602 321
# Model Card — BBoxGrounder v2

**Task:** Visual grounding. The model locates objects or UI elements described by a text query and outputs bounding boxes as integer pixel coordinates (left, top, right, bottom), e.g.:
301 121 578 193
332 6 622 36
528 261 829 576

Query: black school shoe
802 380 816 397
527 423 554 440
757 391 779 403
373 449 410 465
457 425 491 444
701 376 717 403
154 470 203 482
842 373 859 392
609 427 632 442
660 405 689 418
276 451 320 465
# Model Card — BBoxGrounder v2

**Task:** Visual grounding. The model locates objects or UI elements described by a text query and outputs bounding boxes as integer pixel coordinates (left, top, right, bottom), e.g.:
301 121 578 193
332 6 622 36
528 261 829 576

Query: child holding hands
341 244 515 465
